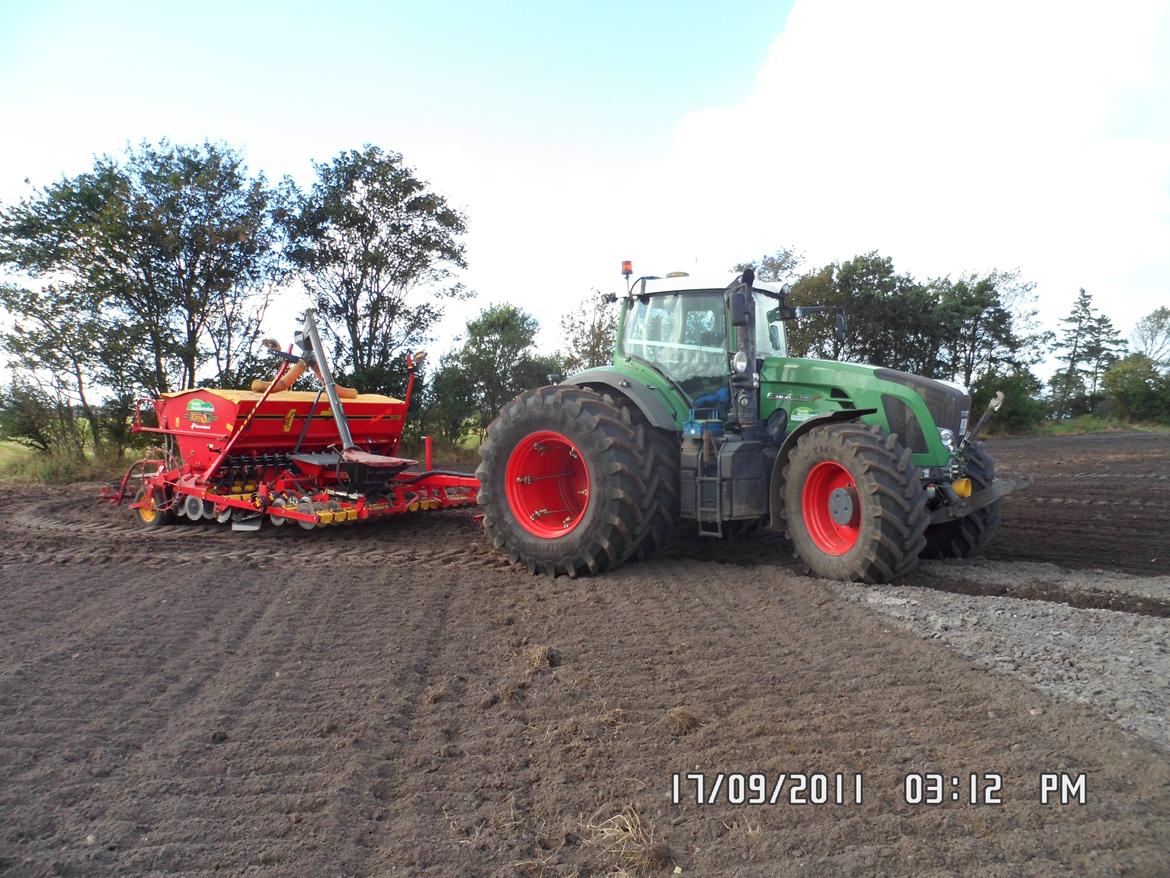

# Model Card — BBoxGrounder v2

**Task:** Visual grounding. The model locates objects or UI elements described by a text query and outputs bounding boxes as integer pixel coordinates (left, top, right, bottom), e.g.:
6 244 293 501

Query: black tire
783 423 928 583
921 441 1002 559
133 484 173 530
602 393 680 561
476 386 655 576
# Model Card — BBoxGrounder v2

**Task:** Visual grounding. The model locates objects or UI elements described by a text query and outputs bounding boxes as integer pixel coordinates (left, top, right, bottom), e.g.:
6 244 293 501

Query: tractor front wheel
783 423 928 583
477 386 654 577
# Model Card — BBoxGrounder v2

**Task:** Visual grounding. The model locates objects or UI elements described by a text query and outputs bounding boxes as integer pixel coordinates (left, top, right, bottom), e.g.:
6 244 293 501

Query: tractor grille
881 394 928 453
874 369 970 436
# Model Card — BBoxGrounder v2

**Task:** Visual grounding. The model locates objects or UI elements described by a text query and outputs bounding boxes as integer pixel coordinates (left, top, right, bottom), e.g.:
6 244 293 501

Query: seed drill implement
104 310 478 529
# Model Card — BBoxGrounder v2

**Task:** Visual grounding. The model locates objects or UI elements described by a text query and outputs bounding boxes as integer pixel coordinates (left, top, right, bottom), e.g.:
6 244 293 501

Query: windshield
620 291 728 402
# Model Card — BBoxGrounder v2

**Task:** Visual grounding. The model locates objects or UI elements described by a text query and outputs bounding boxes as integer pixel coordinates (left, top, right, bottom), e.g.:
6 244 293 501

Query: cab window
620 291 728 402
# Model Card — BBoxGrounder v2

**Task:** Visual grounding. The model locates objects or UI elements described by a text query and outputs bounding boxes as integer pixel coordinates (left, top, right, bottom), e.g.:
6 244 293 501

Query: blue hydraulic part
683 408 724 440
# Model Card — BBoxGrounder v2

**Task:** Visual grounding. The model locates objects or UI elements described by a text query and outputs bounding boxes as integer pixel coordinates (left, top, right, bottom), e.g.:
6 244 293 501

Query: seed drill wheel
133 484 172 530
783 423 928 583
921 441 1001 559
477 386 666 577
295 497 317 530
268 497 287 527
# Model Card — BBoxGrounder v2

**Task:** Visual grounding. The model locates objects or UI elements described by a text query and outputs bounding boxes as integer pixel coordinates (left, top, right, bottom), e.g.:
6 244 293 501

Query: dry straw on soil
664 706 704 735
421 680 448 704
586 807 674 875
527 644 559 669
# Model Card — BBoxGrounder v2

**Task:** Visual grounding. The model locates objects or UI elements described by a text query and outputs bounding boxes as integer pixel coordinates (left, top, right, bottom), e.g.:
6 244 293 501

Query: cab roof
630 274 787 296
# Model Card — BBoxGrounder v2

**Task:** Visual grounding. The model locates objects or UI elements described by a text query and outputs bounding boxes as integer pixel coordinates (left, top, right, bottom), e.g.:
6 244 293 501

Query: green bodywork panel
570 287 961 471
757 358 952 467
574 354 954 469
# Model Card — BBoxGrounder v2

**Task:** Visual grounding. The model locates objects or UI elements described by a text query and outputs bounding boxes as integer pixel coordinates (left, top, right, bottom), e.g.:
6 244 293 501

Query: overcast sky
2 0 1167 379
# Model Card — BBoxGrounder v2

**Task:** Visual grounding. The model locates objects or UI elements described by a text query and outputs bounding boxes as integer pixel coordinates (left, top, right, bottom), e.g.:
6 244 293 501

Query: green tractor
476 268 1028 582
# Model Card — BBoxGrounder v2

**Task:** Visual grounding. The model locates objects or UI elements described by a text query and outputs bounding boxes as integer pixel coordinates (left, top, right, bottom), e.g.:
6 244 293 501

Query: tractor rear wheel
783 423 928 583
477 386 659 576
921 441 1001 559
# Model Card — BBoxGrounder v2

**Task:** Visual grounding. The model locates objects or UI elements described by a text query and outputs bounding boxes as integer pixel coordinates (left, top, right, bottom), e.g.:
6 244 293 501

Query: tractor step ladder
696 454 723 538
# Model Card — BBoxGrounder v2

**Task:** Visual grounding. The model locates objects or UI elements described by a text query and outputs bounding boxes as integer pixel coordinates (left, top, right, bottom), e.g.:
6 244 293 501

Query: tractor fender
561 368 679 431
768 408 877 530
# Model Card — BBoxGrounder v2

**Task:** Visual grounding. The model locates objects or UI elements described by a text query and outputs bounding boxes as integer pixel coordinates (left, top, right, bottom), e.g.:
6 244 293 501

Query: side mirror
835 312 848 345
729 292 749 327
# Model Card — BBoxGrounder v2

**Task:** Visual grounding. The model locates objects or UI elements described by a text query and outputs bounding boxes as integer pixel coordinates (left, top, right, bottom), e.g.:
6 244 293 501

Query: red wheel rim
504 430 591 538
801 461 860 555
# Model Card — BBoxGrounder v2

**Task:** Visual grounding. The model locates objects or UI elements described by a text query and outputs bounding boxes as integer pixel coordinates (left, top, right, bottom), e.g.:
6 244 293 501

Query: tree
1132 306 1170 370
1081 312 1126 412
1050 289 1097 418
972 367 1046 433
560 293 617 373
0 379 62 452
1049 289 1126 417
734 246 803 284
932 270 1041 389
0 140 276 394
1101 354 1165 421
420 360 473 443
0 283 106 456
278 146 469 395
443 304 562 435
785 252 944 375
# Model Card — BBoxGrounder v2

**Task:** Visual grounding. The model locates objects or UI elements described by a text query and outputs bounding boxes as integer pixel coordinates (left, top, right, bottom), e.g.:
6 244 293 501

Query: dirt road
1 432 1168 876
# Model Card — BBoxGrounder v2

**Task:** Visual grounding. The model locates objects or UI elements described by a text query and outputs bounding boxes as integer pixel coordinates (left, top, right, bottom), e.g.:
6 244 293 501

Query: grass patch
987 415 1170 439
397 434 481 468
1035 416 1170 437
0 444 129 484
0 440 33 469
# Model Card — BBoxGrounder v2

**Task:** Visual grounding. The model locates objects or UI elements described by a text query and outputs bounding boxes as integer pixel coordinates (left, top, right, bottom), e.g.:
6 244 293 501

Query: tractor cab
618 274 788 411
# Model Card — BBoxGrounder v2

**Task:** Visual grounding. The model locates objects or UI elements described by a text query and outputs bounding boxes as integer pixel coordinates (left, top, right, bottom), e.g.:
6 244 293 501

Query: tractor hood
760 357 972 442
763 358 965 396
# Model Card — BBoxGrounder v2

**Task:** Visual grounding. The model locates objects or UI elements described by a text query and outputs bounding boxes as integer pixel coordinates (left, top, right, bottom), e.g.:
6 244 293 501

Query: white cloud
609 0 1170 370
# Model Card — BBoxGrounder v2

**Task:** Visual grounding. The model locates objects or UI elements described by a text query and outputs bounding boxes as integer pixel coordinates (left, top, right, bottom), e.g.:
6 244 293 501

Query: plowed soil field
1 431 1168 876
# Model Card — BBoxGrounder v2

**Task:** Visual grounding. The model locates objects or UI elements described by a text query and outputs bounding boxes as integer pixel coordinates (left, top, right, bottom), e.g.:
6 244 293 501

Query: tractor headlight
732 351 749 373
938 427 956 450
